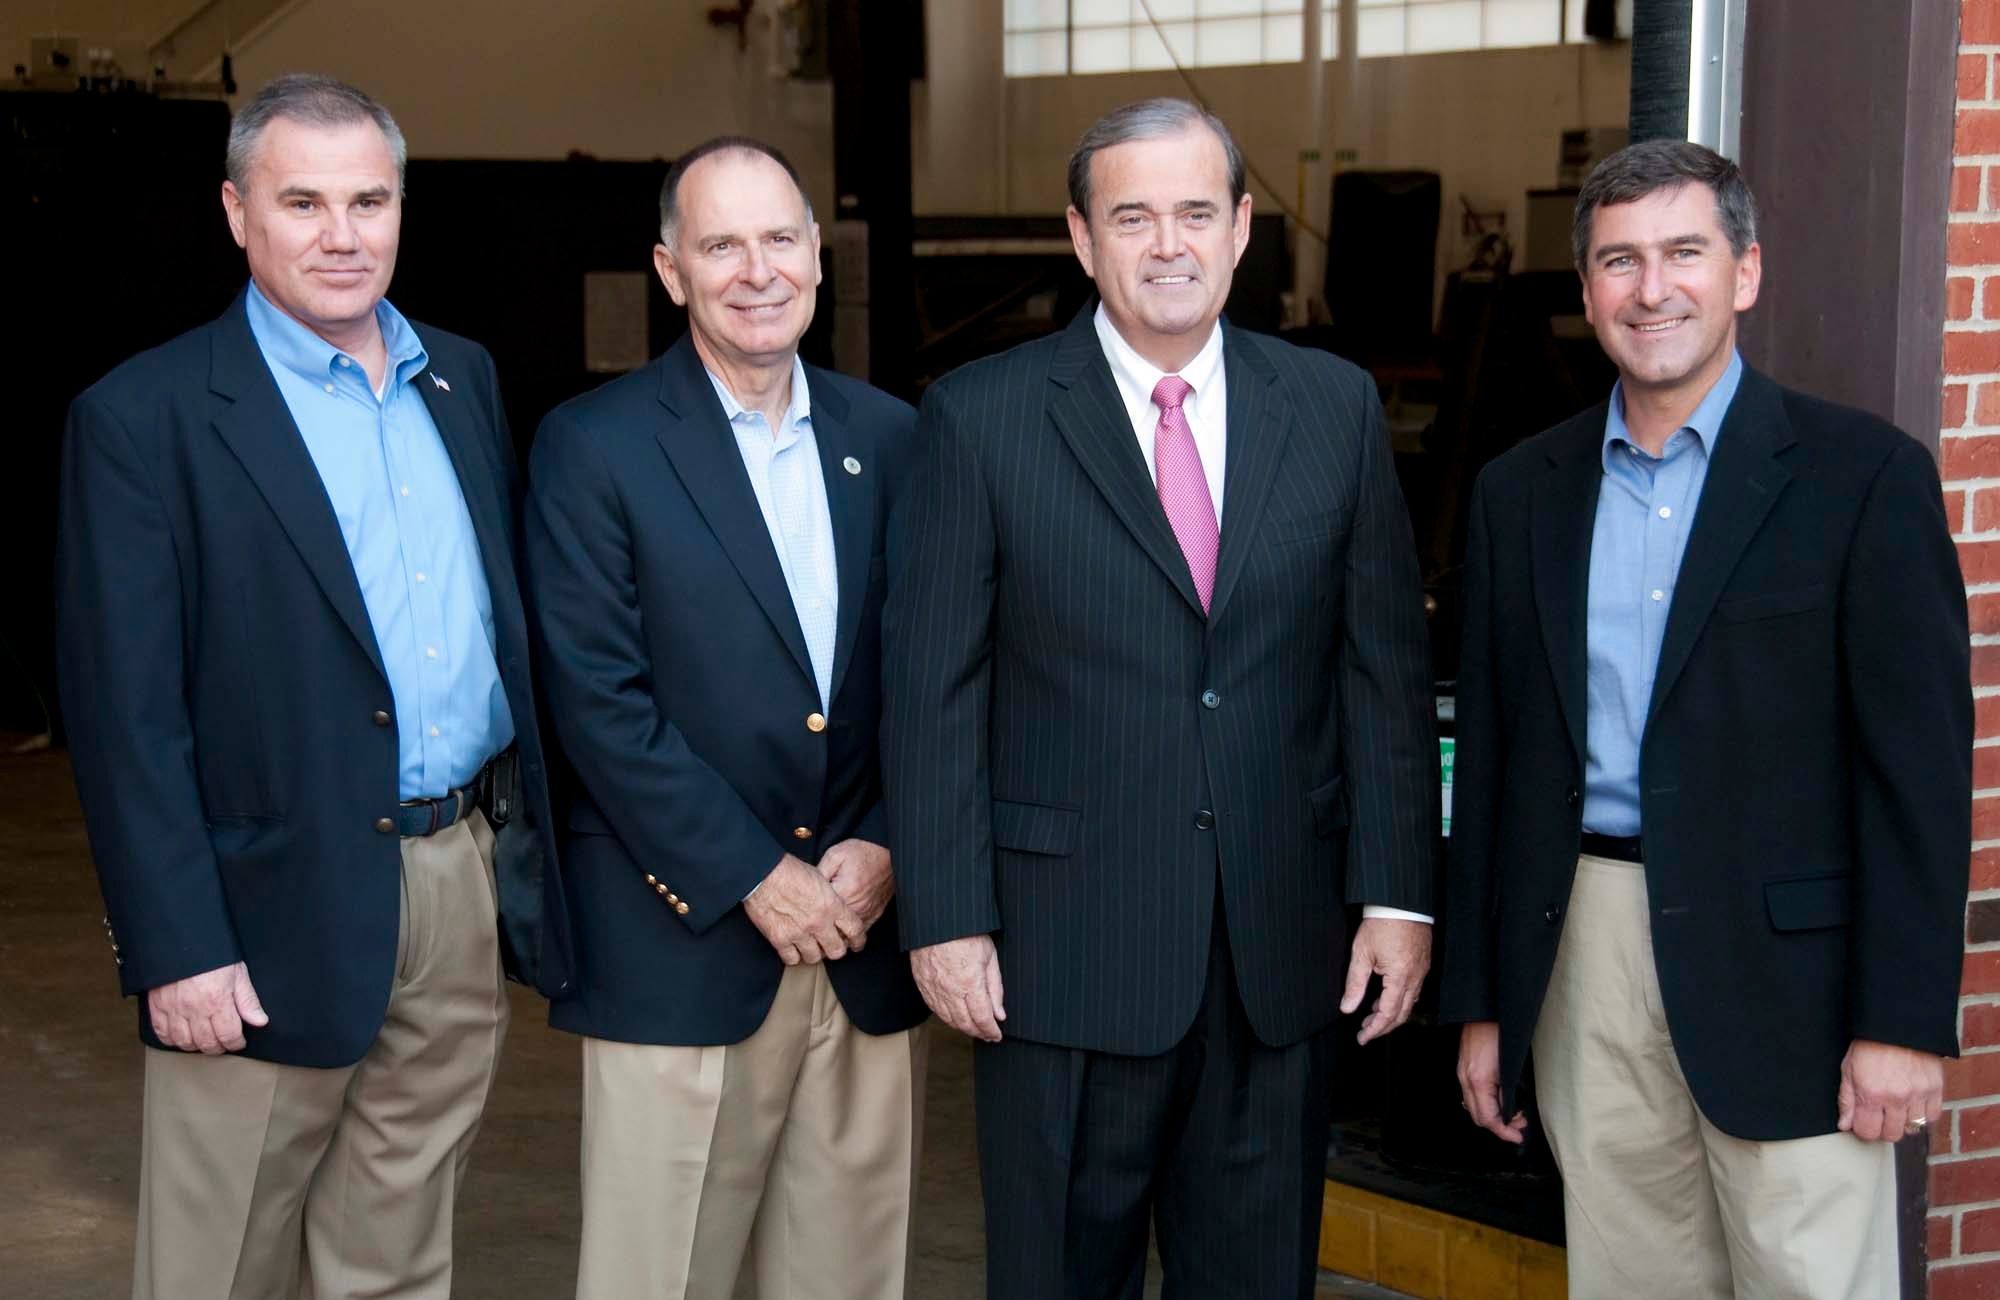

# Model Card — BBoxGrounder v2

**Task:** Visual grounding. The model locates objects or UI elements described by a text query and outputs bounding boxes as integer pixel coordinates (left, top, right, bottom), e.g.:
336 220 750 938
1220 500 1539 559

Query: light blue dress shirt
705 357 840 710
245 282 512 799
1582 350 1743 837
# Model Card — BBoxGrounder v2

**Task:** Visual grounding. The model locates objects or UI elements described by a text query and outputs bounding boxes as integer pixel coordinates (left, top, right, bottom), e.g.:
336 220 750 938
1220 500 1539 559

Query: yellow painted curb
1319 1180 1567 1300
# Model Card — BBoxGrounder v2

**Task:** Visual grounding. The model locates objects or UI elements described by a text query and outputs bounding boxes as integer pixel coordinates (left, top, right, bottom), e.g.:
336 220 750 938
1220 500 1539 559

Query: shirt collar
243 279 429 390
1603 349 1743 471
1093 302 1225 415
704 355 812 432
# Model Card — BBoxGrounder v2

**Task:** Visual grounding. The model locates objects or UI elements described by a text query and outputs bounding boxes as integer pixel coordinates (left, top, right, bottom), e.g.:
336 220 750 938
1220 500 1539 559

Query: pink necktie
1151 375 1218 613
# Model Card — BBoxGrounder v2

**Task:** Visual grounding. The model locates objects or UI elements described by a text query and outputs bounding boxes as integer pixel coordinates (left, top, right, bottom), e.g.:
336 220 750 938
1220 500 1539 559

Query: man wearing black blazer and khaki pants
884 98 1440 1300
1441 140 1971 1298
57 75 567 1299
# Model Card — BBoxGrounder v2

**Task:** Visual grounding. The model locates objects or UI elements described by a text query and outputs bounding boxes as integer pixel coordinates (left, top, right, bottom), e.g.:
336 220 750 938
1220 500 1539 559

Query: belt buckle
398 793 447 836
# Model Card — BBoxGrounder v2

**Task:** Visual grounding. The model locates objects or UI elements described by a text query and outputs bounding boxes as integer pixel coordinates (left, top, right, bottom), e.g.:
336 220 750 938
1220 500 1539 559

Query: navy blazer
56 291 571 1069
884 307 1440 1055
523 333 926 1046
1439 367 1971 1139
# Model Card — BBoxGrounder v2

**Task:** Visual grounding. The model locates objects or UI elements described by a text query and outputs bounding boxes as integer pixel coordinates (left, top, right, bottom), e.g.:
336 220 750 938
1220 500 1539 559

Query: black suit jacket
884 306 1439 1056
1439 366 1971 1140
523 334 927 1046
56 291 570 1069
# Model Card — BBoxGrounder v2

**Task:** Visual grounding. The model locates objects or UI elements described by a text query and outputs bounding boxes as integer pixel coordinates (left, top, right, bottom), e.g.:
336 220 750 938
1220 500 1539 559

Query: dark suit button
1544 907 1562 924
372 710 391 727
374 817 396 834
793 826 813 840
1564 786 1580 807
1194 809 1215 830
1200 690 1221 710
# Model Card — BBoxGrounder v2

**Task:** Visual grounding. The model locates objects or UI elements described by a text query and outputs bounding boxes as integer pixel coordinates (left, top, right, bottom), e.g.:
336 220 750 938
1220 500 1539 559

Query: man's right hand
910 935 1006 1042
744 854 867 965
147 961 268 1054
1456 1020 1528 1145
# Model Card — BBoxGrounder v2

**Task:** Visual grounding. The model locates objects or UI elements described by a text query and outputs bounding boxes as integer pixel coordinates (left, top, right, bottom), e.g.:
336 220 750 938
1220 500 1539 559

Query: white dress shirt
1094 304 1228 525
704 356 839 711
1091 305 1431 927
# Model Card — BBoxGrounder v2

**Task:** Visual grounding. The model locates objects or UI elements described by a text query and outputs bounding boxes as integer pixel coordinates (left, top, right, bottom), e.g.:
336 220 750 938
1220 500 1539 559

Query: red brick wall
1937 3 2000 1293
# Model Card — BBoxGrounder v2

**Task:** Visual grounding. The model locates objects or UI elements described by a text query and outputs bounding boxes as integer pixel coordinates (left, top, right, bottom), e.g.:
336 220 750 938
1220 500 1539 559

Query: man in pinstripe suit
883 99 1440 1300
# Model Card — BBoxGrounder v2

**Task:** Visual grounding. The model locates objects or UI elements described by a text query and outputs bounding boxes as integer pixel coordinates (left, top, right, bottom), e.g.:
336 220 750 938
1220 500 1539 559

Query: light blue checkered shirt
1582 350 1743 836
705 357 839 710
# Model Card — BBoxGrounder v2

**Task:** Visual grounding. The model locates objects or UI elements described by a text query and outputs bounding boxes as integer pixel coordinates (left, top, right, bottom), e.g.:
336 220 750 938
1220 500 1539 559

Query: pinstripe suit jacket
884 306 1439 1055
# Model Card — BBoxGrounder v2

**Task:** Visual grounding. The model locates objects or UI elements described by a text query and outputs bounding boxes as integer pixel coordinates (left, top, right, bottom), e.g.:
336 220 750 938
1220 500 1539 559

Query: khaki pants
576 962 928 1300
133 810 508 1300
1532 854 1896 1300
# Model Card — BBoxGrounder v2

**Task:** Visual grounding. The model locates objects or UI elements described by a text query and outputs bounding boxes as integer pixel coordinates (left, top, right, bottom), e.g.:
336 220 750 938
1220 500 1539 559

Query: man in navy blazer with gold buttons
57 75 566 1300
523 136 926 1300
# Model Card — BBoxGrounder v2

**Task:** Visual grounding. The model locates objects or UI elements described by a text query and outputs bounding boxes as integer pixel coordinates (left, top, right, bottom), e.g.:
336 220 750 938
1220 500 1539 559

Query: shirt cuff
1361 904 1433 924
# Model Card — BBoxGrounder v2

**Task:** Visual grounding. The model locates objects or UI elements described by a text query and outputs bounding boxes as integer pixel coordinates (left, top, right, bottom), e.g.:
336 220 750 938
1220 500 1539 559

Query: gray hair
1571 138 1759 270
1066 97 1247 218
226 73 407 192
658 136 814 249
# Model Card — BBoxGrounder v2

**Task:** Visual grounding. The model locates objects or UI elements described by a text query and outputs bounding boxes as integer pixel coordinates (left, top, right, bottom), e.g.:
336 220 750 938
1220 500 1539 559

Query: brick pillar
1934 4 2000 1294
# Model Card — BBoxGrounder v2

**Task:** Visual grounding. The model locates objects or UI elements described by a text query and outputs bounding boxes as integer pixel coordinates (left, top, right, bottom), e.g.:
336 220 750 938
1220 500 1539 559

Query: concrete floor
2 743 1405 1298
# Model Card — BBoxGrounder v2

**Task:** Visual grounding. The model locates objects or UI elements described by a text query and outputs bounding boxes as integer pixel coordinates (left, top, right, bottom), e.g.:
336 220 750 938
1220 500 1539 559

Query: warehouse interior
0 1 1958 1297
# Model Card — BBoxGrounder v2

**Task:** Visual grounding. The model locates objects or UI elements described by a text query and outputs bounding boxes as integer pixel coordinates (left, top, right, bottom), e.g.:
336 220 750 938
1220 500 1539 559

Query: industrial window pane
1004 29 1069 75
1072 25 1135 72
1004 0 1571 77
1073 0 1134 25
1004 0 1071 29
1356 7 1405 55
1485 0 1559 46
1406 0 1481 53
1133 19 1197 68
1196 15 1266 65
1264 13 1305 61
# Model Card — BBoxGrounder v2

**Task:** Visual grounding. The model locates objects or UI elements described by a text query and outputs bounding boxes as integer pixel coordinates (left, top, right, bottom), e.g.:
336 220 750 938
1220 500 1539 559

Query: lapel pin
843 456 861 475
430 372 451 393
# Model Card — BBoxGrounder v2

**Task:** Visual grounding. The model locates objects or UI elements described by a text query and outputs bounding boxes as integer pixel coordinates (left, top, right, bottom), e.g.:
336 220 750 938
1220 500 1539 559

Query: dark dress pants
972 887 1333 1300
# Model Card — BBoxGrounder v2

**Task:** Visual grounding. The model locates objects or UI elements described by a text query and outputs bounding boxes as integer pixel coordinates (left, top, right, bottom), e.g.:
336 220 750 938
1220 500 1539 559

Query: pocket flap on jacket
1764 872 1851 931
1717 584 1827 624
991 799 1080 856
1309 773 1350 838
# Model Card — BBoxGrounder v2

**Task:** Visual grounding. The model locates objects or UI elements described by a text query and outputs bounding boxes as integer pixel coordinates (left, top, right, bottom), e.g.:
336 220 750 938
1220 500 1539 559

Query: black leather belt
1579 831 1643 863
396 752 510 838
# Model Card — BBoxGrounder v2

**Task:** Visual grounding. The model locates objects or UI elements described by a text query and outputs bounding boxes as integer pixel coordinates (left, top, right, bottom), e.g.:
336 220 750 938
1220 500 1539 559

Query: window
1006 1 1306 78
1005 0 1584 76
1348 0 1562 58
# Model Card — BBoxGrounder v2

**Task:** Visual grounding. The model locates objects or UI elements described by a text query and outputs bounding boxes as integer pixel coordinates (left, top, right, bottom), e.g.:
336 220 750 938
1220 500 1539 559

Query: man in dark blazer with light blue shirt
57 75 566 1300
523 136 927 1300
1441 140 1970 1298
884 99 1440 1300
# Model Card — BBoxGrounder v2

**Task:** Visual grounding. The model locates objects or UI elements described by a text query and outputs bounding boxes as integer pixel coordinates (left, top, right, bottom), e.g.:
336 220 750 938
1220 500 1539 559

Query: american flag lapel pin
431 372 451 393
